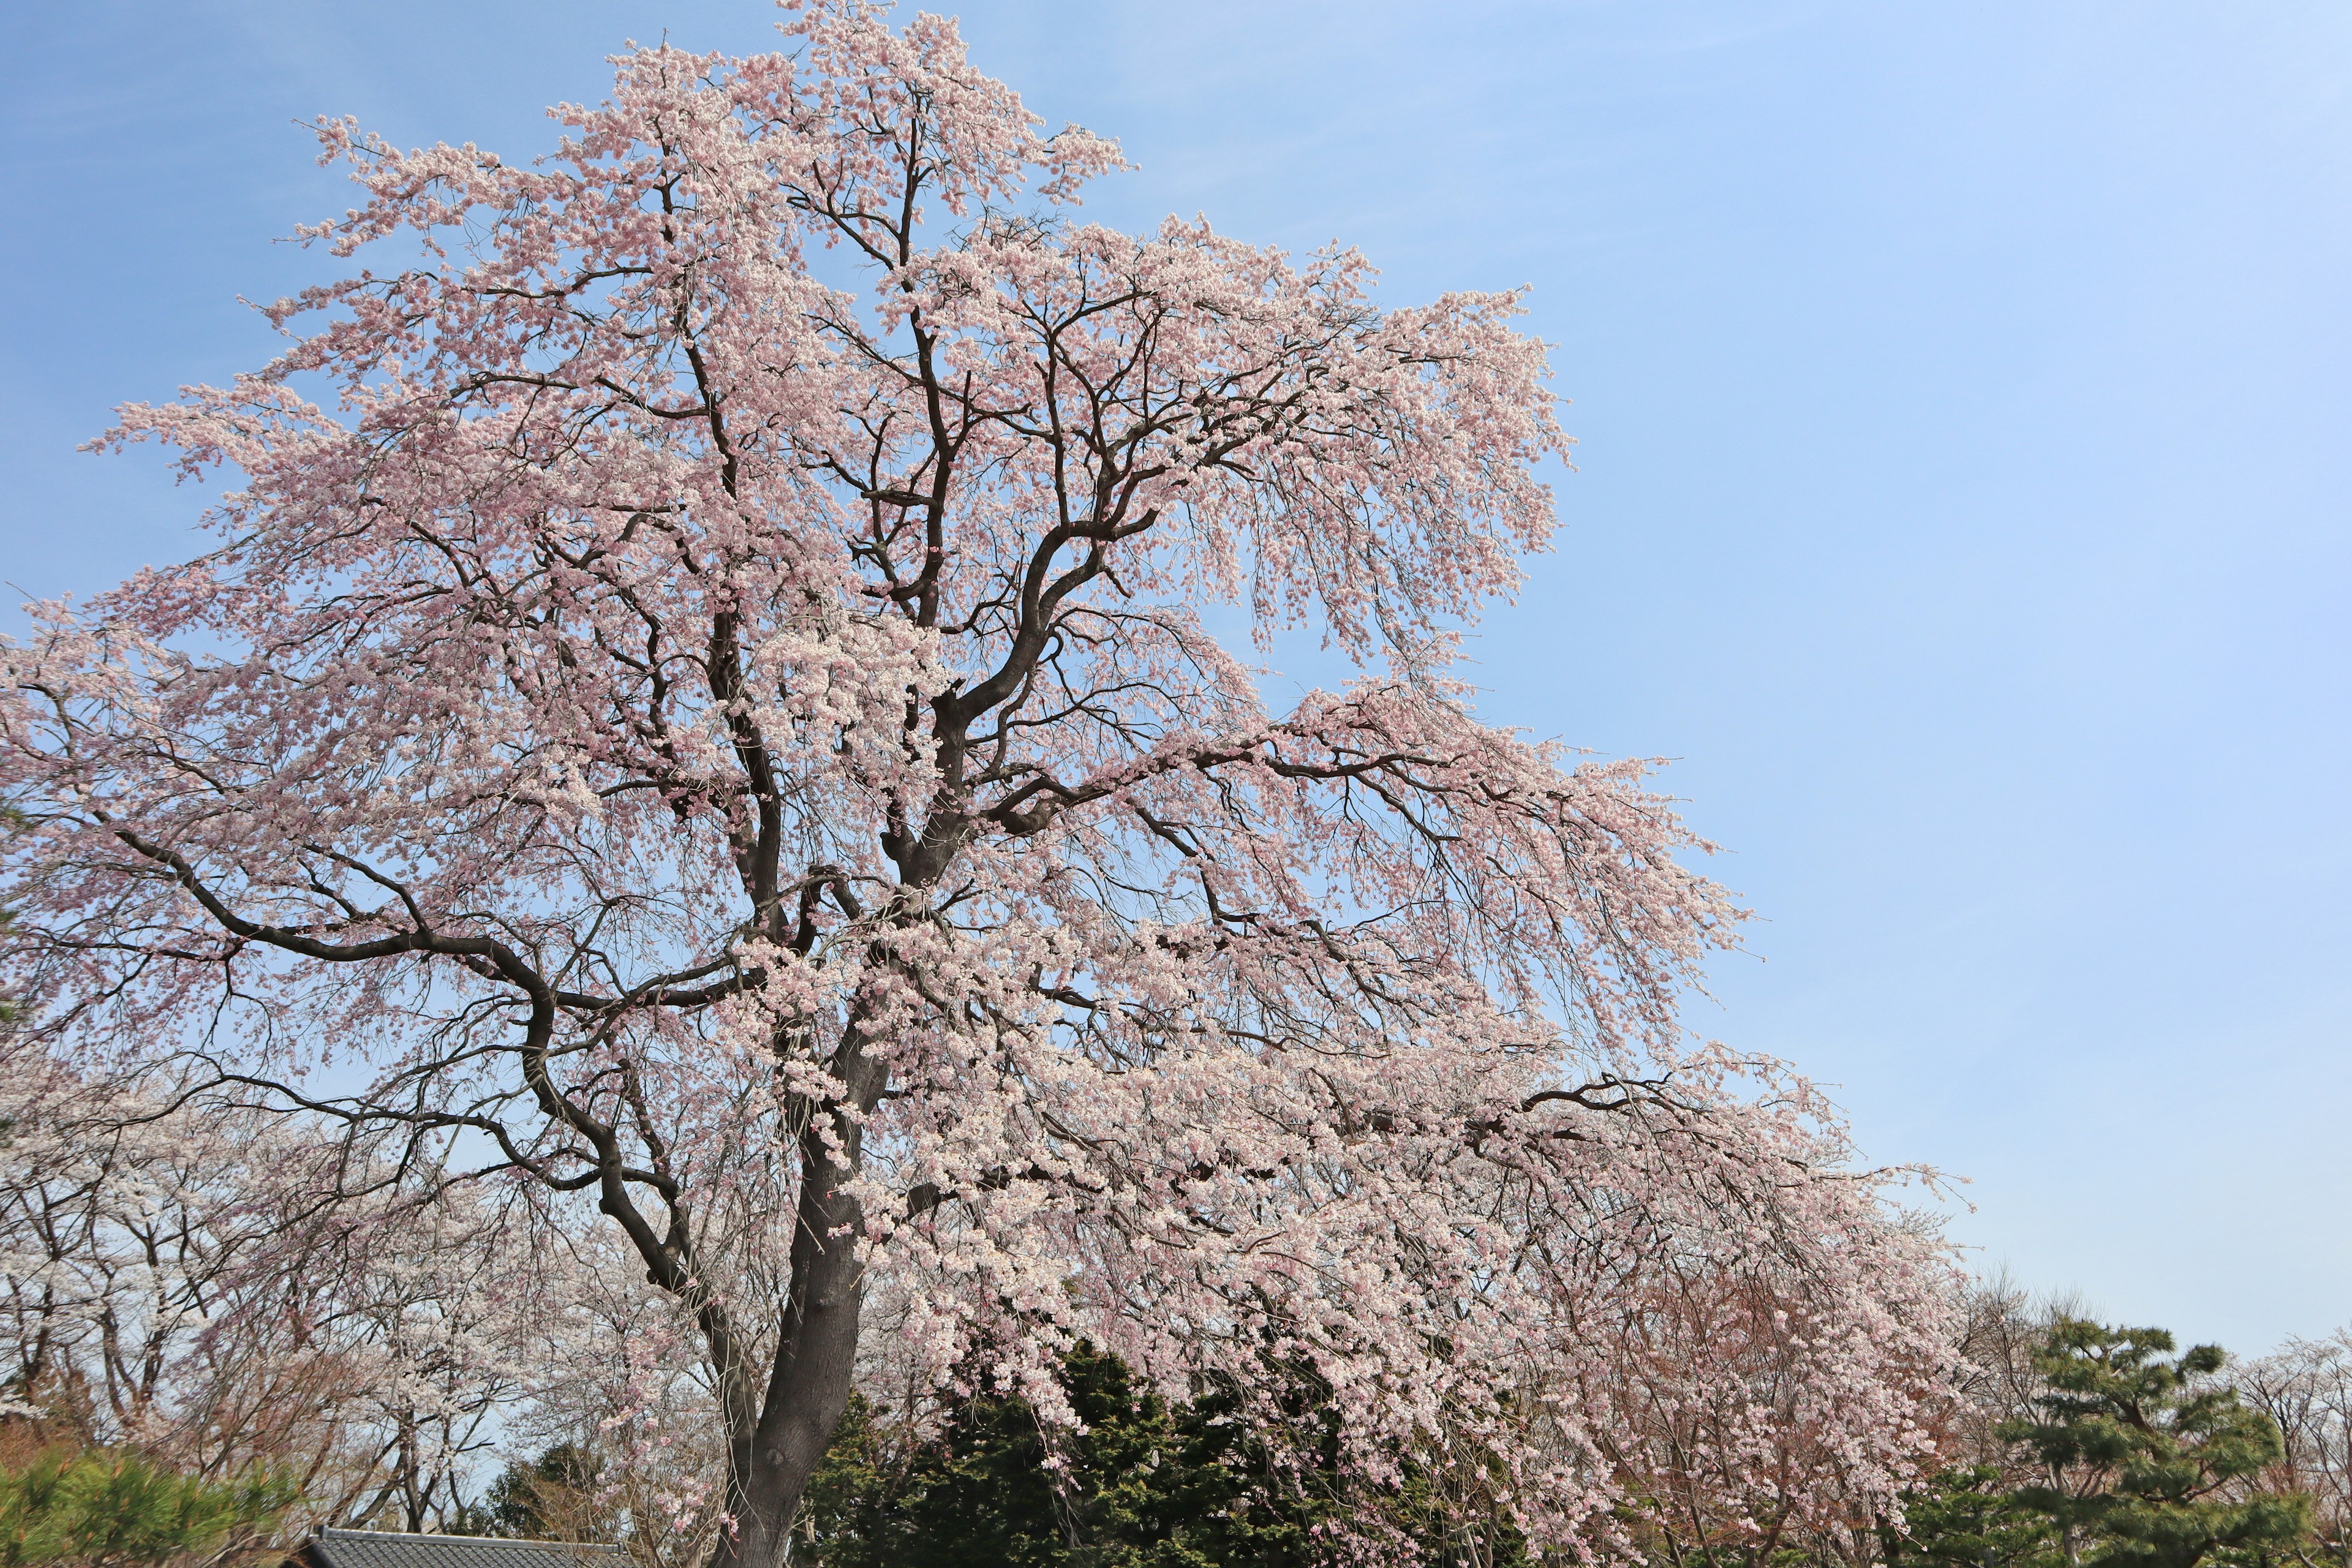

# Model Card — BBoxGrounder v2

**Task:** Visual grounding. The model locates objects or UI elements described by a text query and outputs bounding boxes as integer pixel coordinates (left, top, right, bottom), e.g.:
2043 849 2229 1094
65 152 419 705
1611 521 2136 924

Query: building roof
307 1529 625 1568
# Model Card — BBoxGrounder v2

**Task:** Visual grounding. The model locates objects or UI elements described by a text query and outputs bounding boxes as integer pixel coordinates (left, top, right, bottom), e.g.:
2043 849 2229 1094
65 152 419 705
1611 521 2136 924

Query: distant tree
470 1445 608 1544
0 1066 564 1537
1891 1316 2314 1568
2233 1332 2352 1568
2007 1321 2309 1568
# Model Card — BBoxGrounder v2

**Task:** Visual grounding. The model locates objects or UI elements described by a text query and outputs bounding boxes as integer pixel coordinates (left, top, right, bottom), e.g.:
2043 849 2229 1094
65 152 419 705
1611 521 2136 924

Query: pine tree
1883 1465 2060 1568
1998 1321 2310 1568
0 1447 296 1568
796 1348 1352 1567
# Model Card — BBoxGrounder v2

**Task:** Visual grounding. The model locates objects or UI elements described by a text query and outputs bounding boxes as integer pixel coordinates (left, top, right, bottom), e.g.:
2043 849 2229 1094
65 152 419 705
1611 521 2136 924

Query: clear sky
6 1 2347 1354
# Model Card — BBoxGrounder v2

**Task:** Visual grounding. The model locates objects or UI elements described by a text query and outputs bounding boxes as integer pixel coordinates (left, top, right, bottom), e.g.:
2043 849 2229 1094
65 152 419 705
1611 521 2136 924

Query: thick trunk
710 1272 862 1568
707 1041 886 1568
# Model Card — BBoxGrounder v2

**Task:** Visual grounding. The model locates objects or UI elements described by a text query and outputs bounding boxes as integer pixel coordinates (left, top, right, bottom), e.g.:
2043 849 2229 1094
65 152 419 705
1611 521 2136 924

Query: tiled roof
307 1529 625 1568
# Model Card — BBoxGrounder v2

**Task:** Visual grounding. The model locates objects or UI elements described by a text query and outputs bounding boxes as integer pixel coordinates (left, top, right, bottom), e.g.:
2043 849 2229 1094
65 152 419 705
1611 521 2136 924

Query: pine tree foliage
794 1348 1359 1568
2001 1321 2310 1568
1882 1466 2058 1568
0 1447 296 1568
1895 1319 2315 1568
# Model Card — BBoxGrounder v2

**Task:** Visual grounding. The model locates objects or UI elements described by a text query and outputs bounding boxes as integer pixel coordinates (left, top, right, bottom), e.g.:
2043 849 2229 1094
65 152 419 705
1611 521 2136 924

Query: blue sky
6 1 2348 1352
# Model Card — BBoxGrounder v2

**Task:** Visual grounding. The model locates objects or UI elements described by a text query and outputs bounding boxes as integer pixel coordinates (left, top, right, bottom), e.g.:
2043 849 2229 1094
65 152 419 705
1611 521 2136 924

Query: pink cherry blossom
0 5 1955 1561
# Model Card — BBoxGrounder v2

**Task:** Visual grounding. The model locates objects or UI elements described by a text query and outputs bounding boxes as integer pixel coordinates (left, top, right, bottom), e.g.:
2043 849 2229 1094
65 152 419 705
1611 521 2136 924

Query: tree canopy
0 3 1953 1561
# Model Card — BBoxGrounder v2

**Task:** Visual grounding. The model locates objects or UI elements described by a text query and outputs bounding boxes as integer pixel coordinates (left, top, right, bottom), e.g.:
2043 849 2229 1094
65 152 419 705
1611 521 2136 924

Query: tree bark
707 1035 888 1568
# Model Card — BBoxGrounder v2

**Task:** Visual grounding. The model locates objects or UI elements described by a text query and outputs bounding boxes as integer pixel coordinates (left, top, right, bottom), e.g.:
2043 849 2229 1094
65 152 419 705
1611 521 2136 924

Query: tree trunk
707 1042 884 1568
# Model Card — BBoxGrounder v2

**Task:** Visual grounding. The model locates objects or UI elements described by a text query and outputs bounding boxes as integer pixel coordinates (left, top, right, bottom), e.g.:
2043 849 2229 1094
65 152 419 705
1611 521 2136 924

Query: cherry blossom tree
0 1063 557 1533
0 4 1954 1561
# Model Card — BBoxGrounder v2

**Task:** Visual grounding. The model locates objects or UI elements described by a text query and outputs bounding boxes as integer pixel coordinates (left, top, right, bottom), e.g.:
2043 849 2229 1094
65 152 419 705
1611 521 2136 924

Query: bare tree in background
0 1065 556 1535
2235 1333 2352 1568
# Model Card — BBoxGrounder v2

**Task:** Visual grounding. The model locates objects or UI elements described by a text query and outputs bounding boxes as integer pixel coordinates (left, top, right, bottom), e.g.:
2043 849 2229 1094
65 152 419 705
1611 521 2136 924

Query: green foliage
797 1347 1351 1568
460 1444 605 1542
1883 1466 2060 1568
0 1447 297 1568
1894 1321 2312 1568
1999 1321 2310 1568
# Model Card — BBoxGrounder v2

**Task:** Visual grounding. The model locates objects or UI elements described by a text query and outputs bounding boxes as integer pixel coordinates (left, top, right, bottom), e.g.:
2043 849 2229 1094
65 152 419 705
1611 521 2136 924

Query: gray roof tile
309 1529 625 1568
